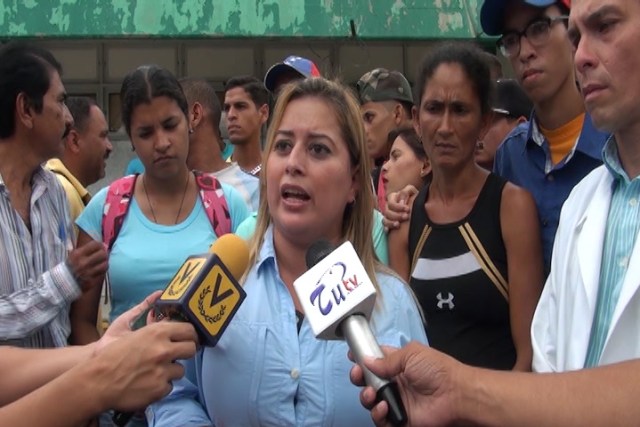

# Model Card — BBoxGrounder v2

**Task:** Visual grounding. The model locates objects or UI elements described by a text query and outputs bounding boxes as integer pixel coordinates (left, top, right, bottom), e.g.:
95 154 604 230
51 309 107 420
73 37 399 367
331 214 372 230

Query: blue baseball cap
480 0 570 36
264 55 321 92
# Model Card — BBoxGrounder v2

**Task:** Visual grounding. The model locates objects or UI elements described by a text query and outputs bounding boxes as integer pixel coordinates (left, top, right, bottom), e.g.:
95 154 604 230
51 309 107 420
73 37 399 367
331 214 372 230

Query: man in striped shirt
0 42 108 348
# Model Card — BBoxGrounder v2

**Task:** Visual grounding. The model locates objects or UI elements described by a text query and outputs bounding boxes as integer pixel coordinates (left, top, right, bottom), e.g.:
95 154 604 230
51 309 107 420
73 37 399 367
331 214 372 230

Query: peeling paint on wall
0 0 488 39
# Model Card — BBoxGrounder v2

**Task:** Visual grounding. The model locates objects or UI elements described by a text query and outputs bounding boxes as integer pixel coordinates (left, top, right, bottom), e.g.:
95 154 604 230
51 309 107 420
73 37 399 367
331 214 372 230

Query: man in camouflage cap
357 68 414 210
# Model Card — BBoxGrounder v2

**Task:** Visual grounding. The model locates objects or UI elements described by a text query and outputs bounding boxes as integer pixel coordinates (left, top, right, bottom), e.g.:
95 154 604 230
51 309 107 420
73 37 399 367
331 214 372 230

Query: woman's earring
189 128 194 134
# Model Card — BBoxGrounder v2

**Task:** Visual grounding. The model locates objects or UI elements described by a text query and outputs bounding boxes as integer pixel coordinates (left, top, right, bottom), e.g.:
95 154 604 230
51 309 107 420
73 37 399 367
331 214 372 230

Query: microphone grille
306 240 335 269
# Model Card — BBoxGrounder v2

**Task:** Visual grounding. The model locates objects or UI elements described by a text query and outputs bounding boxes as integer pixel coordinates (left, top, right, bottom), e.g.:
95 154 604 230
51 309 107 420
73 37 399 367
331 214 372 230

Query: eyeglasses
497 15 569 58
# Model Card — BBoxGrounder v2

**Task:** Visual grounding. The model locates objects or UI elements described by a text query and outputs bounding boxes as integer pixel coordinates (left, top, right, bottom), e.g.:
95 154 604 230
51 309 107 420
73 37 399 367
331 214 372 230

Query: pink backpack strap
102 175 137 250
194 170 231 237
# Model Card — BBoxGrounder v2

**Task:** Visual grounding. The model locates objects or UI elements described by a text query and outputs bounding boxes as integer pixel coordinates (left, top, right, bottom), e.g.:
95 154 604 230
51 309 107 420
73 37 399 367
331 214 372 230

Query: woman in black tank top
388 43 544 371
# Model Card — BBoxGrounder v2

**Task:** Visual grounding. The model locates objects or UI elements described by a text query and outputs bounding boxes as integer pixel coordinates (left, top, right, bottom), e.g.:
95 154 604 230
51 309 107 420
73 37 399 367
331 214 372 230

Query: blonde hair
247 77 380 290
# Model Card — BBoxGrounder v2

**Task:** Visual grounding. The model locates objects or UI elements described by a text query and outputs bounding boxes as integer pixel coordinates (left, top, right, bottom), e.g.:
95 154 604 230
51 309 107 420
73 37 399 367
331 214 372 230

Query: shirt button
619 256 629 268
290 368 300 379
630 198 638 207
542 220 549 227
547 175 554 182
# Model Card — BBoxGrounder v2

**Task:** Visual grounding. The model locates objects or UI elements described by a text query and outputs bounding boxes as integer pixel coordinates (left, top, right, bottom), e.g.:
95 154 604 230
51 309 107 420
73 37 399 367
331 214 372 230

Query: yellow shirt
540 113 585 166
45 159 107 333
45 159 91 240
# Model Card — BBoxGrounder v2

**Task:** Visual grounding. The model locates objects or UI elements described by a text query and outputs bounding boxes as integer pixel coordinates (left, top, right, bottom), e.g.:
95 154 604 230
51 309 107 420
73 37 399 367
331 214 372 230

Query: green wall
1 0 488 40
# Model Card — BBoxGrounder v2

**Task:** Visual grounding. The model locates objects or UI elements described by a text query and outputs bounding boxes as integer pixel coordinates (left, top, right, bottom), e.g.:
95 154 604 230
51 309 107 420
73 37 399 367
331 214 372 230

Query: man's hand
87 291 198 411
66 240 108 291
91 320 198 412
383 185 418 232
349 342 464 427
94 291 163 353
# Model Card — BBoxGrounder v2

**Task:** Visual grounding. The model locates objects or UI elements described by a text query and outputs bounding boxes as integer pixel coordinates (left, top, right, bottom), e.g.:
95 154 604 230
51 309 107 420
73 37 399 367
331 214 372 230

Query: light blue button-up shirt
584 138 640 368
148 225 427 427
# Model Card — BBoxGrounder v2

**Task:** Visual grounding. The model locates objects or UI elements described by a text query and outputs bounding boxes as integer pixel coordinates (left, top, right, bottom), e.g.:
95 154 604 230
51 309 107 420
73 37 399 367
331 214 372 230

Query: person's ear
393 103 404 125
420 157 431 177
15 92 35 130
190 102 204 130
258 103 269 126
516 115 527 124
67 129 81 154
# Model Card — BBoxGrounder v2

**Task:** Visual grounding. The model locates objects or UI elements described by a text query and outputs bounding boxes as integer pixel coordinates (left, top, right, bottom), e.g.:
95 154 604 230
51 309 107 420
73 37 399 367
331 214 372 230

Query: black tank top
408 173 515 370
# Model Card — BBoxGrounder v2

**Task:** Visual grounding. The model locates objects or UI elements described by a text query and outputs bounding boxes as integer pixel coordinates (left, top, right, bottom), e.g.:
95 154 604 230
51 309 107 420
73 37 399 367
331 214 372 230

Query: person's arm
0 345 94 407
69 230 104 345
0 262 81 340
500 183 543 371
1 291 155 405
387 195 414 282
457 361 640 427
0 354 110 427
0 323 196 427
381 185 417 231
0 293 198 427
353 342 640 427
372 210 389 265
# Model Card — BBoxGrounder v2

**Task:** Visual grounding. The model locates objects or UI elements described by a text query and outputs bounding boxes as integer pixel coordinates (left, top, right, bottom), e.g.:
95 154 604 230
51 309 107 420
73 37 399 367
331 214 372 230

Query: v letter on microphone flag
155 234 249 347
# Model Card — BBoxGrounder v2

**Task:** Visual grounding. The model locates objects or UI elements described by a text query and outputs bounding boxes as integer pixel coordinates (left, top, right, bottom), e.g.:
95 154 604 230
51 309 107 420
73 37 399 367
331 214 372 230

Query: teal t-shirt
76 182 249 320
235 209 389 265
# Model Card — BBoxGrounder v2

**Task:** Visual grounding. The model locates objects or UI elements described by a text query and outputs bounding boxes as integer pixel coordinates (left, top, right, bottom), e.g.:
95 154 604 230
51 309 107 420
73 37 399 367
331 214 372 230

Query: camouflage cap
357 68 413 105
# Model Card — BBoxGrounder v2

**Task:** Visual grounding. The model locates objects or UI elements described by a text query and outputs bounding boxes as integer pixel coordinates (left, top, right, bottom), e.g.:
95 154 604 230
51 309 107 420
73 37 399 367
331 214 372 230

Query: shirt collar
255 224 277 272
45 158 90 199
602 136 634 184
526 111 607 161
0 164 52 192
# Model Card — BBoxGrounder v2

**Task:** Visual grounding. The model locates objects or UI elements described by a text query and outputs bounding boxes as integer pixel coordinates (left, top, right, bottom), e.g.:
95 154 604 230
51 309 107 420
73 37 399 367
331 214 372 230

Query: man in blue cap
263 55 321 94
480 0 609 276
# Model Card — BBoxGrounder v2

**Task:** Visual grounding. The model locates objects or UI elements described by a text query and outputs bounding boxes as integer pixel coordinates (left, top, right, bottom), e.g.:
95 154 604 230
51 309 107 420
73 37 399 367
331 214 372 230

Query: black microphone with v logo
154 233 249 346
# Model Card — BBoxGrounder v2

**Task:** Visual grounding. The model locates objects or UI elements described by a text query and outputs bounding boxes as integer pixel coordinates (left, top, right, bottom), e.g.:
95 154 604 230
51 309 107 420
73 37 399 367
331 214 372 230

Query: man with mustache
46 97 113 239
0 42 108 349
481 0 609 275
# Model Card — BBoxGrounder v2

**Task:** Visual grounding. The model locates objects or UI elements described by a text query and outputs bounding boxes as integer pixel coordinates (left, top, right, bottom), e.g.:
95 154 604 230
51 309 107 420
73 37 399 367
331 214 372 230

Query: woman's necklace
142 171 191 224
242 164 261 176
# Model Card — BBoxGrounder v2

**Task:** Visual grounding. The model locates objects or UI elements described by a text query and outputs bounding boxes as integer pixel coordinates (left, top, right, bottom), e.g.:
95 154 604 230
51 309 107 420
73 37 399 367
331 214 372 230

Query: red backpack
102 171 231 250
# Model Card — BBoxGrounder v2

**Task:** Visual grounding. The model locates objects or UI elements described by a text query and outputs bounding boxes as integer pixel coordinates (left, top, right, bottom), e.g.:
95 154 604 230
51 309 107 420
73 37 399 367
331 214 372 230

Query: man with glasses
481 0 609 276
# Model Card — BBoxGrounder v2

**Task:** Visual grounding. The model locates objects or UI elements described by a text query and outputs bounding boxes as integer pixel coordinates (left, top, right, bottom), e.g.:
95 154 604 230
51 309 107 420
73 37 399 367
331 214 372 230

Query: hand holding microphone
293 240 407 426
113 234 249 426
154 233 249 346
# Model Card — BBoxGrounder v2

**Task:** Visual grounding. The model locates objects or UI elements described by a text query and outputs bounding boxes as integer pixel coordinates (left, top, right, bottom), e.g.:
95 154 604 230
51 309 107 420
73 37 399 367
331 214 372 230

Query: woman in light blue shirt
148 78 427 426
71 65 249 427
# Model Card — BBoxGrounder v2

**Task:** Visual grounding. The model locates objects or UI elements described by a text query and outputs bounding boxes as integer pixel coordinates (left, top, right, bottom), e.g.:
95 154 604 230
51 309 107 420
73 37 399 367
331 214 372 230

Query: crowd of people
1 0 640 425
